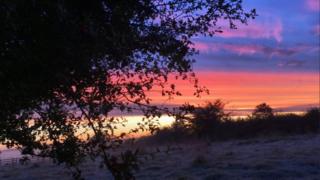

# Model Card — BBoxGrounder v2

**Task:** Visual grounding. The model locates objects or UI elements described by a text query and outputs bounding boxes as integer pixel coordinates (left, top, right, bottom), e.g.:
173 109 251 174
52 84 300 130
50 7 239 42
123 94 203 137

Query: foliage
252 103 274 119
189 100 230 137
0 0 256 179
304 108 320 132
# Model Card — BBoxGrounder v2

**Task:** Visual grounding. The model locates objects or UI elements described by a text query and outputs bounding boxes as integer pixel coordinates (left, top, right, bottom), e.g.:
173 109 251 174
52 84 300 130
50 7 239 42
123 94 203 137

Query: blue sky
192 0 320 73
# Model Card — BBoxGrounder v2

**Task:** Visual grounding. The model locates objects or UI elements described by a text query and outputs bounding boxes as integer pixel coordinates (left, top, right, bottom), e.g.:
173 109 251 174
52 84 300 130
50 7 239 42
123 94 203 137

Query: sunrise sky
150 0 320 113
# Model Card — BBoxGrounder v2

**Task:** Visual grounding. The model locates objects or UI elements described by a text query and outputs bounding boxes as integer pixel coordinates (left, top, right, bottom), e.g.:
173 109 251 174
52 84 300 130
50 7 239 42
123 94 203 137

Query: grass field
1 133 319 180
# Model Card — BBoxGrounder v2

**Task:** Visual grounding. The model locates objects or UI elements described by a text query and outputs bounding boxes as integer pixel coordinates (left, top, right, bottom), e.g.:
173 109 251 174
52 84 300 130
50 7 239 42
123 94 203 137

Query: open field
0 133 319 180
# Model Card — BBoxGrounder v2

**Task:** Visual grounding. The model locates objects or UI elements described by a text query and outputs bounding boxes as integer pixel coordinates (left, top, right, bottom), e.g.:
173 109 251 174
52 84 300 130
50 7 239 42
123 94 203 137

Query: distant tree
190 100 230 136
304 108 320 132
252 103 274 119
0 0 256 179
305 108 320 118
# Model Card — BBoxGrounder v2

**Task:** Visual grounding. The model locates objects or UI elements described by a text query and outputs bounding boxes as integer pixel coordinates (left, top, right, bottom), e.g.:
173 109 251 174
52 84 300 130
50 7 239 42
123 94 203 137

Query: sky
156 0 320 113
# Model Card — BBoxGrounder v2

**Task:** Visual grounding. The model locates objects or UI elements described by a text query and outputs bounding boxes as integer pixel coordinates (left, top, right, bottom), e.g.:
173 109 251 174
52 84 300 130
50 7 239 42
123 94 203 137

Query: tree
304 108 320 132
0 0 256 179
252 103 274 119
190 100 230 137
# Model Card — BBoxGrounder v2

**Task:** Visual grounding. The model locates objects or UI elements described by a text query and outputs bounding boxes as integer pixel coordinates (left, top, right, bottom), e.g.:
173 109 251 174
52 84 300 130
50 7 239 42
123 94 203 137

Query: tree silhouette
190 100 230 137
252 103 274 119
0 0 256 179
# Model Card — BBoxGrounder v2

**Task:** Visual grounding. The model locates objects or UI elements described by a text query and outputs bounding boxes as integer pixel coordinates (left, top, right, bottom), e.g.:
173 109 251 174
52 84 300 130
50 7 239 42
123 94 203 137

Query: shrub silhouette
304 108 320 132
144 103 320 143
192 155 208 167
252 103 274 119
151 124 190 143
189 100 230 137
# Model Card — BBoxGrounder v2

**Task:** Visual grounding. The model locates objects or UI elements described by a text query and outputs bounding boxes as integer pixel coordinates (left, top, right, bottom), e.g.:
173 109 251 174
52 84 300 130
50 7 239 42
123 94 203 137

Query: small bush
252 103 274 119
304 108 320 132
192 155 208 167
189 100 230 137
144 123 191 144
31 163 40 168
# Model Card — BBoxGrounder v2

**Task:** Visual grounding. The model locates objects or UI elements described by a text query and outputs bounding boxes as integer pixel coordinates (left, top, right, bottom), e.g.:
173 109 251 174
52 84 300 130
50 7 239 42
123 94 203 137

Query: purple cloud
193 42 309 57
305 0 320 11
215 16 283 42
278 60 305 68
313 24 320 36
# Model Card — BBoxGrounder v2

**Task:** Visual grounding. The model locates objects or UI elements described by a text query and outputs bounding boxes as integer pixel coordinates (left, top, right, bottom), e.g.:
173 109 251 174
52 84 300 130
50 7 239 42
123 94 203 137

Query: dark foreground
0 133 319 180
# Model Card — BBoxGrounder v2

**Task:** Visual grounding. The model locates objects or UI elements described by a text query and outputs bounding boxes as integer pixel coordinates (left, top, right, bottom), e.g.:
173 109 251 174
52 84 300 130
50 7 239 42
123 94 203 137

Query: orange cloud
149 71 319 111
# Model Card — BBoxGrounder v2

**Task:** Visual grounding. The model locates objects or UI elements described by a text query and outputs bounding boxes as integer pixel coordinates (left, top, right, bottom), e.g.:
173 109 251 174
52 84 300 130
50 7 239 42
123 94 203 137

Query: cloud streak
216 18 283 42
193 42 308 57
305 0 320 11
278 60 305 68
313 24 320 36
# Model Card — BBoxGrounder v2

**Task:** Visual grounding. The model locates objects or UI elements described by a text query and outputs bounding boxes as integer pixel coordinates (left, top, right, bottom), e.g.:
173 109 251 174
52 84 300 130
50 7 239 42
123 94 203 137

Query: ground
0 133 319 179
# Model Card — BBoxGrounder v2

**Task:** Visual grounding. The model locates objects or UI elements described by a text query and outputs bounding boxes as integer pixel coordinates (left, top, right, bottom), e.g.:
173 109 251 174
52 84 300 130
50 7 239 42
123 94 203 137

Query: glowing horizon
147 71 319 111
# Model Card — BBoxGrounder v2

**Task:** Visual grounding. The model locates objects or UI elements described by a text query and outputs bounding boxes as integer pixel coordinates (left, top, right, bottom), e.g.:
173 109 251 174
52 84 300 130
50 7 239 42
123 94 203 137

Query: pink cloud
192 42 211 52
313 24 320 36
192 42 262 55
306 0 320 11
219 44 261 55
216 19 283 42
193 42 309 57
